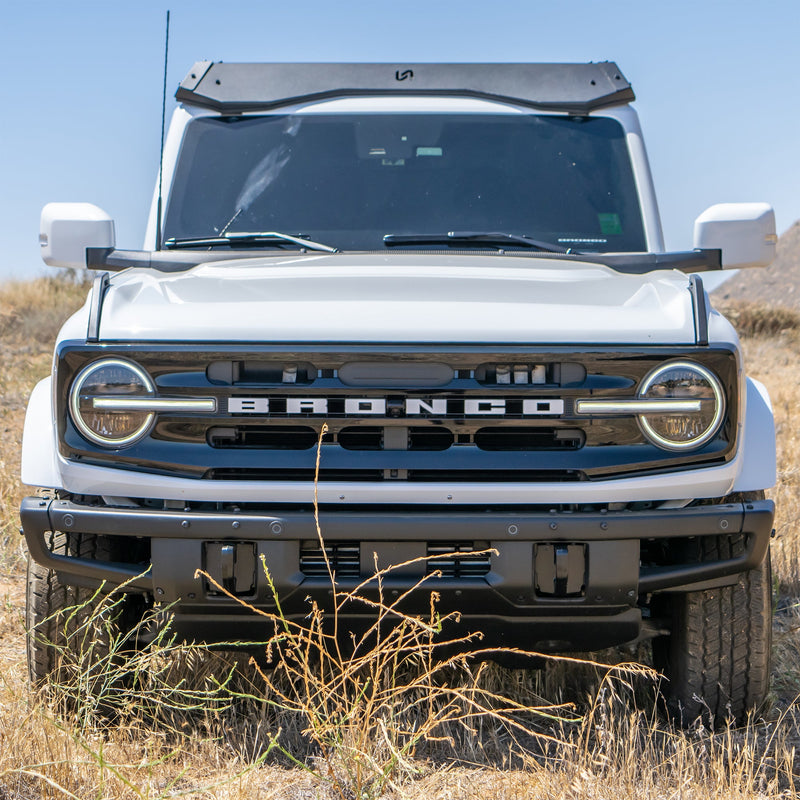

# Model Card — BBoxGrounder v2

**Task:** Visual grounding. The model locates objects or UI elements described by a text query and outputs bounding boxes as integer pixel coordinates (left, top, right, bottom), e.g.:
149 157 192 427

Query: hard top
176 62 634 115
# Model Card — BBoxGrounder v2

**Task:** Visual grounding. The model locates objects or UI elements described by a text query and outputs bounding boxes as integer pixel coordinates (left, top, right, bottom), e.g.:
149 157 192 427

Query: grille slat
299 542 491 580
207 468 584 482
427 542 491 578
300 543 360 579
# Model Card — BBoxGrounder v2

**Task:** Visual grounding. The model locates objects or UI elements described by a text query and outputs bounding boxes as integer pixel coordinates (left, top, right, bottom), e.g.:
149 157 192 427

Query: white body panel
29 437 750 503
732 377 776 492
21 378 59 488
97 256 696 344
694 202 777 269
40 202 115 269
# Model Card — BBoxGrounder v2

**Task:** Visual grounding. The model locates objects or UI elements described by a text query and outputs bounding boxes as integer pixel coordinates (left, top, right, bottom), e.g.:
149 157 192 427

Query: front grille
300 542 360 579
60 344 739 482
427 542 491 578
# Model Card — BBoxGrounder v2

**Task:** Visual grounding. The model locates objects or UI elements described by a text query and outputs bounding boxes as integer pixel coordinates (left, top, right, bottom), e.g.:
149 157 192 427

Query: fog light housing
69 359 155 447
638 361 725 451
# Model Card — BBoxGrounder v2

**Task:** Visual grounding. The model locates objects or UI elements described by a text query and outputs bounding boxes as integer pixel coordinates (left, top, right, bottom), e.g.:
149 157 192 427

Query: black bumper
20 496 774 650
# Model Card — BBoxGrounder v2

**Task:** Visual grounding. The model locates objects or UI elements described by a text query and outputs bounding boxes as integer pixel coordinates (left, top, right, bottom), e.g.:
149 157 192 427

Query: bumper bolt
507 524 519 535
232 521 240 529
156 587 165 596
719 519 729 530
600 522 608 531
549 522 558 531
181 520 190 529
271 522 283 535
63 514 74 528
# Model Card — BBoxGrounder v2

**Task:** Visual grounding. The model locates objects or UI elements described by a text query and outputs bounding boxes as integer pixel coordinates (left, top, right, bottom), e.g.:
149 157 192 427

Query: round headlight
69 359 155 447
638 361 725 451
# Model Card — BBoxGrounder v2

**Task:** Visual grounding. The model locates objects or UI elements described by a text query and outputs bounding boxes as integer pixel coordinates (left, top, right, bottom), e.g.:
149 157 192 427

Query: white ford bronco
23 62 777 723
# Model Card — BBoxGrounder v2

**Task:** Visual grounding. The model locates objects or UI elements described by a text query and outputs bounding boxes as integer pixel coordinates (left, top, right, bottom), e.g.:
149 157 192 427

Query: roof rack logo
395 69 414 82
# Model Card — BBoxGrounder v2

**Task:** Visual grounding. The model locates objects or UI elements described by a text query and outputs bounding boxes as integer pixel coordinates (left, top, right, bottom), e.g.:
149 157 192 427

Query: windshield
163 113 647 252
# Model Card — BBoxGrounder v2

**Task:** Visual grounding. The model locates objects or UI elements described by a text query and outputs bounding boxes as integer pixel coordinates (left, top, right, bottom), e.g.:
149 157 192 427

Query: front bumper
21 497 774 650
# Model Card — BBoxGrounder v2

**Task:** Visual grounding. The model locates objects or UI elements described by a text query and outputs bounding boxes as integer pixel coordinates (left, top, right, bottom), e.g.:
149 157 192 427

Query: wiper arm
163 231 338 254
383 231 569 254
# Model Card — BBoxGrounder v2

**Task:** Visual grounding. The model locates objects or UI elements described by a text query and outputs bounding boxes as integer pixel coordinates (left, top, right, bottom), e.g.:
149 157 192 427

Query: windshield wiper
383 231 570 254
163 231 339 253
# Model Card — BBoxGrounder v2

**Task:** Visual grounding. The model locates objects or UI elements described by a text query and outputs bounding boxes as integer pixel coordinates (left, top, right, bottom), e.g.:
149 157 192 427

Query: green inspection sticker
598 213 623 236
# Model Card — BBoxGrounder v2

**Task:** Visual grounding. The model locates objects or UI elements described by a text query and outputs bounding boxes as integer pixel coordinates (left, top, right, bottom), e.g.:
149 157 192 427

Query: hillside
713 219 800 308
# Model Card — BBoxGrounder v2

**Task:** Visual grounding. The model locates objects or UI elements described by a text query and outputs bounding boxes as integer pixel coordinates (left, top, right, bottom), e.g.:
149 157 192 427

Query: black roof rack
176 62 634 115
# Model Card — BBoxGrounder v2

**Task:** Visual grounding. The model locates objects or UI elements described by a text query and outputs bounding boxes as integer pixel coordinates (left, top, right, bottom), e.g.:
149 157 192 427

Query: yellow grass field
0 278 798 799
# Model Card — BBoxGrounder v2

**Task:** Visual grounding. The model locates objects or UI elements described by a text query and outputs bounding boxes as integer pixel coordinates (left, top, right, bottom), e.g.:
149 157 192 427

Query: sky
2 0 798 281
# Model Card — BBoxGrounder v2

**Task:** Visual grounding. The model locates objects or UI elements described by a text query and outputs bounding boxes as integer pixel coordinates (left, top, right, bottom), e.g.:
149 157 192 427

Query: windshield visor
163 112 647 252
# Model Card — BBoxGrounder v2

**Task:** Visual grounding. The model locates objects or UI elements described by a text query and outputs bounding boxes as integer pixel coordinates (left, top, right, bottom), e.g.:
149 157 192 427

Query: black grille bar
300 542 360 579
427 542 491 578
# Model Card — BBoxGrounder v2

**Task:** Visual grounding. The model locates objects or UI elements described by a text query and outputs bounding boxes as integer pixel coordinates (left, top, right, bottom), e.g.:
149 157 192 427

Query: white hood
98 253 697 344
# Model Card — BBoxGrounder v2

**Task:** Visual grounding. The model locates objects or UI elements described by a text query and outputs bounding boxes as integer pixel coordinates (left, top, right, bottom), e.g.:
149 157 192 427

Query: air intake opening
474 427 585 451
427 542 491 578
300 542 360 579
208 426 317 449
207 360 316 385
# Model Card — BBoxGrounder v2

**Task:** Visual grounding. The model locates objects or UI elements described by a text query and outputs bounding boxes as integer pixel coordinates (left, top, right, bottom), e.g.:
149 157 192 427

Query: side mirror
39 203 116 269
693 202 777 269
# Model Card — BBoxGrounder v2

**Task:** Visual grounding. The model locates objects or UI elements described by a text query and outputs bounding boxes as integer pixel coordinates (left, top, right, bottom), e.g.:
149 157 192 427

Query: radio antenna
155 10 170 250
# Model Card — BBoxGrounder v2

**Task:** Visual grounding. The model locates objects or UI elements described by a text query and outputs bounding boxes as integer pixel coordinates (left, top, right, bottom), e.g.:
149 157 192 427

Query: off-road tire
26 531 125 687
653 534 772 727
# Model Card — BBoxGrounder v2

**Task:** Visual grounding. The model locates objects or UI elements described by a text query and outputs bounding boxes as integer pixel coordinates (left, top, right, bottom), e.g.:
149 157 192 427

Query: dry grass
716 300 800 338
0 280 799 798
0 275 91 574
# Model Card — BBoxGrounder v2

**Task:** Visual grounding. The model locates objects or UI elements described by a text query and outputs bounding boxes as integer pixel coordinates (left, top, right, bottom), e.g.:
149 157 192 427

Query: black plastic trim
175 61 635 115
86 272 110 343
21 497 773 595
689 274 710 346
84 247 722 275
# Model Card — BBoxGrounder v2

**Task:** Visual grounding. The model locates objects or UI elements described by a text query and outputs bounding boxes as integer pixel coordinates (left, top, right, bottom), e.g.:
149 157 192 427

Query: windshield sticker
416 146 443 157
598 213 623 235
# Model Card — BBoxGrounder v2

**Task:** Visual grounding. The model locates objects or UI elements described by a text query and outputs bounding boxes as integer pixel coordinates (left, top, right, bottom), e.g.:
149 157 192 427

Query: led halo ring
69 358 156 447
637 360 726 451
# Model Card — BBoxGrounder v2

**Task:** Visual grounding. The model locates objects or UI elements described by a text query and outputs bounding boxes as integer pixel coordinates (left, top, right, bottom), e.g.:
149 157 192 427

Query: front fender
732 376 776 492
21 377 60 489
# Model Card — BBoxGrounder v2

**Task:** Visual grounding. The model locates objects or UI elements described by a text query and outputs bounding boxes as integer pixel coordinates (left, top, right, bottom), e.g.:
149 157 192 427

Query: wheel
652 535 772 727
25 531 139 698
